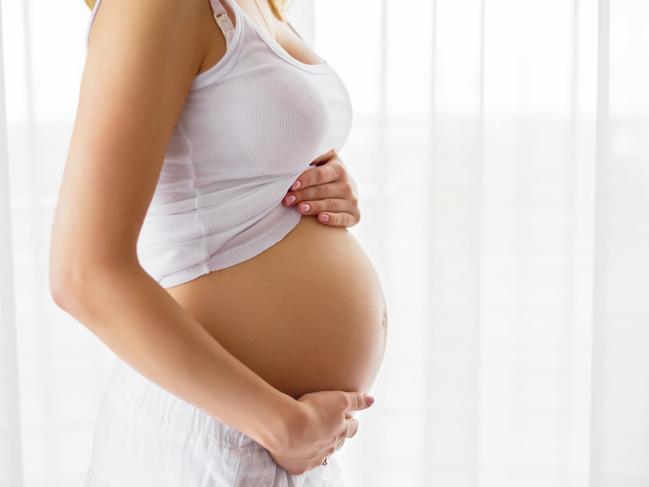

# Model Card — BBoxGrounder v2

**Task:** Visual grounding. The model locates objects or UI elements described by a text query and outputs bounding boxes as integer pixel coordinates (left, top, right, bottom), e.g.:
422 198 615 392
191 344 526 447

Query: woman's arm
49 0 298 451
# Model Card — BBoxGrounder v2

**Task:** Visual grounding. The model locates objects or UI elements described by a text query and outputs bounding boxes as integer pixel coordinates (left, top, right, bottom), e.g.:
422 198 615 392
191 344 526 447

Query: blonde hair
83 0 291 21
268 0 291 21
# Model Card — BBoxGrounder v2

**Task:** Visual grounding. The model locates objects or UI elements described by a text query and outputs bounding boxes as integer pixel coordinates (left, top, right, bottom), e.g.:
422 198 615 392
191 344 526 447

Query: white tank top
84 0 353 288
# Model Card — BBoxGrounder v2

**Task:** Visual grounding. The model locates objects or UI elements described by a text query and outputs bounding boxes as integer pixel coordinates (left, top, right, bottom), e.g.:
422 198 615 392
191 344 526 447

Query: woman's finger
336 437 346 451
317 211 359 227
283 181 355 207
310 148 338 166
294 198 355 216
291 200 360 227
345 417 359 439
305 447 336 463
289 157 345 192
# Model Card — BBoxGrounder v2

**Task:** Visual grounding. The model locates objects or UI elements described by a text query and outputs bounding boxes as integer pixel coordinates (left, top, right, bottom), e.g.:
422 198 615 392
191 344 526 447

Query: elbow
49 222 140 317
49 273 68 311
50 253 140 321
49 235 91 313
49 263 93 316
49 257 130 319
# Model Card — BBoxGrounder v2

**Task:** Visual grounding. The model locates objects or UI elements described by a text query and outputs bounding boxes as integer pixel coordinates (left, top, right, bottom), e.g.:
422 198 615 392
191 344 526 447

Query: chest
179 62 353 175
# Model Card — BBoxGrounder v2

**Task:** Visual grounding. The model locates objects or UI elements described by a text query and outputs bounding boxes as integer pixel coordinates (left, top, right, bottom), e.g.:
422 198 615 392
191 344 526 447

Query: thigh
83 360 254 486
84 359 349 487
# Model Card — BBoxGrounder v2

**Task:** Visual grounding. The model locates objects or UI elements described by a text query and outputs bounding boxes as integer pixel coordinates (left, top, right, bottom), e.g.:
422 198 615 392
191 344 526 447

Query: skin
51 0 377 475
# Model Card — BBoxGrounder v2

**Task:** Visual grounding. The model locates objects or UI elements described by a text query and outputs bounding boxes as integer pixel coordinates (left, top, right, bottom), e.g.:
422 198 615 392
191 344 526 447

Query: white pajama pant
83 358 347 486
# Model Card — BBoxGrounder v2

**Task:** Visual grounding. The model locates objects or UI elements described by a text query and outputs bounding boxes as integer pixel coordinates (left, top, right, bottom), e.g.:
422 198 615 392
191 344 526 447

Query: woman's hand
282 149 361 227
267 390 375 475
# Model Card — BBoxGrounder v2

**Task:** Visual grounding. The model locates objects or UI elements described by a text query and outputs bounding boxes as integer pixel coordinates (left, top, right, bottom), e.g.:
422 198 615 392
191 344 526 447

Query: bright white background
1 0 648 486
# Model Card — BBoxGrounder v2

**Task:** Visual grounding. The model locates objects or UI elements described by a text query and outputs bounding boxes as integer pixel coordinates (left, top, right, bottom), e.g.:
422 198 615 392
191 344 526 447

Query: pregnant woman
49 0 387 484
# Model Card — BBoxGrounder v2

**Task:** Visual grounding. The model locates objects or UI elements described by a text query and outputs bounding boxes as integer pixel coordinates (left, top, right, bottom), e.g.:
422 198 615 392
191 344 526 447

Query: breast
180 58 353 178
165 215 388 399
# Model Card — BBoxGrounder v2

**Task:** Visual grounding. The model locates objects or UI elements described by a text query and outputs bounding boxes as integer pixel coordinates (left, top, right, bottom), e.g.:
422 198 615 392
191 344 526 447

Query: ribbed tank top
84 0 353 288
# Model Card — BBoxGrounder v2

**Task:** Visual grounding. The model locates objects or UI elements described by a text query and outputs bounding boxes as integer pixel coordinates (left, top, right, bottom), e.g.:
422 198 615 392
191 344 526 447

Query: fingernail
319 213 329 222
285 195 296 205
299 203 310 212
365 395 375 406
291 180 301 190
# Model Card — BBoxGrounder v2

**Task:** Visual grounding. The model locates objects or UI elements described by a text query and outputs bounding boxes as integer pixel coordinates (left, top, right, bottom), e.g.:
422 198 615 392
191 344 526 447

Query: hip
84 358 347 487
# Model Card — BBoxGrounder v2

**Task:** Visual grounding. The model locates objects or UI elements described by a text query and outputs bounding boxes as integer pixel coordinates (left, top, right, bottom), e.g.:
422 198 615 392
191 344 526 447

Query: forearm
53 262 300 451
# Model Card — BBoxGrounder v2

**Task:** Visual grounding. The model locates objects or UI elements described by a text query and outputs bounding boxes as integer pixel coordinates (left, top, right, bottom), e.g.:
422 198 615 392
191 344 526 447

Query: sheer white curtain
1 0 648 486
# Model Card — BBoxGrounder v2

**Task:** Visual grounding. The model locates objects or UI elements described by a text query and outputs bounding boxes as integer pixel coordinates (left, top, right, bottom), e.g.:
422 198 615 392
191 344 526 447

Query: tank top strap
209 0 236 47
84 0 102 51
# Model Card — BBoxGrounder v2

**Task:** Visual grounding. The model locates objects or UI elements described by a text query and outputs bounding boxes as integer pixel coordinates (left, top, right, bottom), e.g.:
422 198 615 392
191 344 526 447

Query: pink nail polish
286 195 296 205
291 180 301 190
320 213 329 222
299 203 310 212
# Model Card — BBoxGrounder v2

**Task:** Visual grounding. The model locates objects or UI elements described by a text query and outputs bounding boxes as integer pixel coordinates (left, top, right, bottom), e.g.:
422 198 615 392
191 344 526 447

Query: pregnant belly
164 215 388 399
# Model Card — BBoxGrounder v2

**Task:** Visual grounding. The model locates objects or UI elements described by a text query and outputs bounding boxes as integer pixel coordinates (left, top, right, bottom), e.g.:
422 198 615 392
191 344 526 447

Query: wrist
252 390 306 453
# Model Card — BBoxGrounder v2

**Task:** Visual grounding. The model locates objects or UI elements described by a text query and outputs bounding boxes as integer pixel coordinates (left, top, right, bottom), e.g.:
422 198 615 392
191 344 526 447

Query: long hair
83 0 291 21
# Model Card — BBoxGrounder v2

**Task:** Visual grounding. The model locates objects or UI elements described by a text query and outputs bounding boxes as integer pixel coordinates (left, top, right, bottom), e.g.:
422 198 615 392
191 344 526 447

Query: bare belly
164 215 388 400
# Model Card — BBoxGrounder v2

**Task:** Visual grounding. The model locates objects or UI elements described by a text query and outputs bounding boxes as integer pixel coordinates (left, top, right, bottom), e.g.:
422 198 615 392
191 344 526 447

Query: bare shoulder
86 0 207 80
